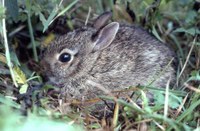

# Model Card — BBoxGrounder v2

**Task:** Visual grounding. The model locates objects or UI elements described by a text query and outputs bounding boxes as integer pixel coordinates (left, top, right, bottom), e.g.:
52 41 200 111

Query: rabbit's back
87 24 176 90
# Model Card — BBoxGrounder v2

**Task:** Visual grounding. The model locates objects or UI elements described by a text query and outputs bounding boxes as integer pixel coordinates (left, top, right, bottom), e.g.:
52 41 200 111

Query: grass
0 0 18 87
0 0 200 130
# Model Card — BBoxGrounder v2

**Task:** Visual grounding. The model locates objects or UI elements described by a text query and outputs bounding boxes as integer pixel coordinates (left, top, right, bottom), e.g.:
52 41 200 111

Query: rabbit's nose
40 60 49 72
39 61 50 81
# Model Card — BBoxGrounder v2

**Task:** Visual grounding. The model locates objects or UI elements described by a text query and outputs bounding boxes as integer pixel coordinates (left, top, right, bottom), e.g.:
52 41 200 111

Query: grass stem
1 0 18 87
27 9 38 62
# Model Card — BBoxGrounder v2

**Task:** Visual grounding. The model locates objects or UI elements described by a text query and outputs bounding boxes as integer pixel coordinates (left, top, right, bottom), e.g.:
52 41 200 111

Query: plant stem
1 0 18 87
27 11 38 62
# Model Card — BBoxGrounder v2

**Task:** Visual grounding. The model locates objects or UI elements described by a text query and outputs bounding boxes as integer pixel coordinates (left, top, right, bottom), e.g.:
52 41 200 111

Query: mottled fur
41 16 177 101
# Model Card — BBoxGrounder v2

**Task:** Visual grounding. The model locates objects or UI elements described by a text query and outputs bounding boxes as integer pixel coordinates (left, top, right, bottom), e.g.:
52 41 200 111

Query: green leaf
191 70 200 80
188 70 200 81
154 92 165 105
152 25 164 43
173 27 200 36
168 95 182 109
40 0 79 32
19 83 28 94
185 11 197 24
56 0 79 18
18 115 82 131
154 91 182 109
176 99 200 122
0 105 83 131
41 7 58 32
13 66 27 84
39 12 47 29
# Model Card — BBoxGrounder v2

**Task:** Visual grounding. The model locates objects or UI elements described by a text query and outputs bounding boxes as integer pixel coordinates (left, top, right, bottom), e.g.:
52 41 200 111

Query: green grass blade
176 99 200 122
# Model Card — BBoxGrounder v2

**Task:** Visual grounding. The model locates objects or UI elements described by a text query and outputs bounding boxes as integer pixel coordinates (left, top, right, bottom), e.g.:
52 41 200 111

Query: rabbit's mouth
45 76 66 87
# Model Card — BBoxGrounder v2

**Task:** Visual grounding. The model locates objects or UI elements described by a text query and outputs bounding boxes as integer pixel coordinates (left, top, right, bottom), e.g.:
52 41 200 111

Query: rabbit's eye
59 53 71 63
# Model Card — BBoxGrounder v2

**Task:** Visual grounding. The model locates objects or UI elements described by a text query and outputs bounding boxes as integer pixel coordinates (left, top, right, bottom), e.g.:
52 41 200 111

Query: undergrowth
0 0 199 130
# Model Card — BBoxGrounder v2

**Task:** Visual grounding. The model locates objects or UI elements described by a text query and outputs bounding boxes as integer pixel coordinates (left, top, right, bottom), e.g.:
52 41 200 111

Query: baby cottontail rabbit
41 12 177 101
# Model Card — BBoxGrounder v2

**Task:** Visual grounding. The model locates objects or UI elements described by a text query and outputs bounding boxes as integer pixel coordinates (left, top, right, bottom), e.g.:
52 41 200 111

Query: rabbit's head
41 12 119 83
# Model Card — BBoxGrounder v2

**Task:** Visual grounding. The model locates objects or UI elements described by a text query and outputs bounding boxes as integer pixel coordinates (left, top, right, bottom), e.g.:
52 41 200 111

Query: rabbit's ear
93 12 112 30
93 22 119 51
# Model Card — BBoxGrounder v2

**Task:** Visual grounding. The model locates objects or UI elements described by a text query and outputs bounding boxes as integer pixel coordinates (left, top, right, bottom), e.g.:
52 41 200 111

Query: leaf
152 25 164 43
168 95 182 109
56 0 79 18
13 66 27 84
19 117 82 131
39 12 48 29
19 84 28 94
188 70 200 81
0 105 83 131
154 91 165 105
173 27 200 36
176 99 200 122
40 0 79 32
154 91 182 109
41 7 58 32
185 11 197 24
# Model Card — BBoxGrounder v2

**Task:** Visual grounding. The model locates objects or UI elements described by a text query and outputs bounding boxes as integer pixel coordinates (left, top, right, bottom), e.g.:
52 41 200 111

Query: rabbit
40 12 177 102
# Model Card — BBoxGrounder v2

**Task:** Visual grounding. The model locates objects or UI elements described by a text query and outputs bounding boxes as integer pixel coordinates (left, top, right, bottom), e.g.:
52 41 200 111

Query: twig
8 25 25 37
175 93 188 117
184 83 200 93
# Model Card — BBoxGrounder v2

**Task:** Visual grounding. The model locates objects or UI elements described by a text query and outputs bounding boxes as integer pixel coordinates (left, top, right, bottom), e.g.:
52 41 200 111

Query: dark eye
59 53 71 63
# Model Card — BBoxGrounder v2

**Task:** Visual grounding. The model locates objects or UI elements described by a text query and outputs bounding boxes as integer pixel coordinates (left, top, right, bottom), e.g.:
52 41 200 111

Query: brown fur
41 14 177 101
